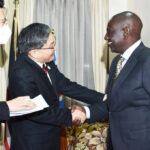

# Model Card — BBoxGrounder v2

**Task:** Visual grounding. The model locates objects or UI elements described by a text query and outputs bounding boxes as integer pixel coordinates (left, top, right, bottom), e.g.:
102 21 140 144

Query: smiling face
104 11 143 54
104 18 126 54
28 33 56 63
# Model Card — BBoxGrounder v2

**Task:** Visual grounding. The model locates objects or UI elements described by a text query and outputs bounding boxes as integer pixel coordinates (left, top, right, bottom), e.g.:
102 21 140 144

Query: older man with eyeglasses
8 22 105 150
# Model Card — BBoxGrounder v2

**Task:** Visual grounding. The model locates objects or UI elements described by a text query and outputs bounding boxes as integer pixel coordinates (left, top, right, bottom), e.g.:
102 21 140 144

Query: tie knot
119 56 125 64
42 64 47 74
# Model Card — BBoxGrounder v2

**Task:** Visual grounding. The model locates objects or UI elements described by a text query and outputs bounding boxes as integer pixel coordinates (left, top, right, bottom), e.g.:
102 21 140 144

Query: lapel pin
47 66 51 70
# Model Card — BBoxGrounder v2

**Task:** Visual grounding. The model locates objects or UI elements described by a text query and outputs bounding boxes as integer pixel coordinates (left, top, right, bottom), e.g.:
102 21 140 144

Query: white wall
108 0 128 66
108 0 150 65
127 0 150 47
109 0 128 19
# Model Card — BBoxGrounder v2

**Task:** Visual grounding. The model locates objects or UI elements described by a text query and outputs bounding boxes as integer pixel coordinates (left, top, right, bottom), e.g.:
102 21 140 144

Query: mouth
50 53 55 57
107 41 112 46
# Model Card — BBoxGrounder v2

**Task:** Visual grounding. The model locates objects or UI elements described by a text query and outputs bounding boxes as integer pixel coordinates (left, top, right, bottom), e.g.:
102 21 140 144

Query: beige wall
108 0 128 66
108 0 150 66
127 0 150 47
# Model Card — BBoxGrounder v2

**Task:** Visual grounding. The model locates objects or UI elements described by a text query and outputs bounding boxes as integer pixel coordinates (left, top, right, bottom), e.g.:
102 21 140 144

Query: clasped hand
71 105 86 126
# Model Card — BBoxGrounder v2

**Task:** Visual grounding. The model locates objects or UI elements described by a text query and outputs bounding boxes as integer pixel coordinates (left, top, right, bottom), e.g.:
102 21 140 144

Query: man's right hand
71 105 86 126
7 96 36 112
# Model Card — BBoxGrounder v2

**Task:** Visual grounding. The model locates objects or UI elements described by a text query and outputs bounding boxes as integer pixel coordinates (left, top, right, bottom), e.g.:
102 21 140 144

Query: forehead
107 18 121 30
45 33 55 46
48 33 55 41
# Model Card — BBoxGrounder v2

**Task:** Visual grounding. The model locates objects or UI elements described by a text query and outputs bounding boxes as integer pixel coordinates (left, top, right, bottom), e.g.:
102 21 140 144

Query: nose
54 45 56 51
104 33 108 41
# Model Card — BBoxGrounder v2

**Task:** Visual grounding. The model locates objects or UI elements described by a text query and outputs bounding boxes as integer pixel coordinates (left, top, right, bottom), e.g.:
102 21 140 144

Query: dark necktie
42 64 47 74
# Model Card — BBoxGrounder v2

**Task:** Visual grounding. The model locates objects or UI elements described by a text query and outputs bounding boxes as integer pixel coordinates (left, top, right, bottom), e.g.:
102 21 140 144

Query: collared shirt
121 40 141 68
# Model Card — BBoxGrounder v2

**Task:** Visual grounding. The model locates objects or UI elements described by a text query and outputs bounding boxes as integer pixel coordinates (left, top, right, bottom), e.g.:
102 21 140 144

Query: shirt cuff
103 94 107 101
84 106 90 119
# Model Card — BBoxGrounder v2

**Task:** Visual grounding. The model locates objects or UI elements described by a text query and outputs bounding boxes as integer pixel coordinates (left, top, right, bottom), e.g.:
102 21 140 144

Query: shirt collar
33 60 44 68
121 40 141 60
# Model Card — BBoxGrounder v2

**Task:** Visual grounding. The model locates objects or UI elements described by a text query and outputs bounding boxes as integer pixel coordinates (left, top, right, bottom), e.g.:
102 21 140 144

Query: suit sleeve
87 100 109 123
0 102 9 121
9 68 72 127
49 62 104 104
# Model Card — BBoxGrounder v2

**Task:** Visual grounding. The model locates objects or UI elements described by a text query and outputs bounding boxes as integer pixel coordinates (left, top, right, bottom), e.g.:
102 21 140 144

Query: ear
122 24 130 39
28 50 37 57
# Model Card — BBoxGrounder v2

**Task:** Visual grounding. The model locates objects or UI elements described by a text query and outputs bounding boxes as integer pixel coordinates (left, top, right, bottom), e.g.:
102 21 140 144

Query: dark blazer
8 53 104 150
0 102 9 121
89 42 150 150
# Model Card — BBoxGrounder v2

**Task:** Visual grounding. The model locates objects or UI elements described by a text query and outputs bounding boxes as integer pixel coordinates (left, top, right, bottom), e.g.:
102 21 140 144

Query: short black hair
18 23 51 54
0 0 4 8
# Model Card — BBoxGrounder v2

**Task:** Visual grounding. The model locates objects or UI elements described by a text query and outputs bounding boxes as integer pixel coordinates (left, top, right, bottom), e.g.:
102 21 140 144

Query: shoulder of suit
12 55 32 74
112 55 120 63
138 46 150 57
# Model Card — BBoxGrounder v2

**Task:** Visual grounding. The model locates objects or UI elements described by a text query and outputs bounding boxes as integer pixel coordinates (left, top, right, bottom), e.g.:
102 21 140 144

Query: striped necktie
114 56 125 79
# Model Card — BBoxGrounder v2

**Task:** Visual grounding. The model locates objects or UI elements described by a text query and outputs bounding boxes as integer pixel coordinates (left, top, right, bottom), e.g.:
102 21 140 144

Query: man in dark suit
0 0 36 122
78 11 150 150
8 23 104 150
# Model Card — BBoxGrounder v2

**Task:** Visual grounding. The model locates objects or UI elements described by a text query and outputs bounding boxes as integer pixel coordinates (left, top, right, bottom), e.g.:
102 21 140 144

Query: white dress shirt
121 40 141 67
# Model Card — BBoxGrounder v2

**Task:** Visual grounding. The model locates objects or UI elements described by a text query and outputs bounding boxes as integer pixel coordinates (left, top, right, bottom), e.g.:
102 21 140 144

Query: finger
24 96 30 100
72 119 81 126
21 104 36 110
21 100 36 108
16 96 30 101
25 101 36 107
71 105 77 113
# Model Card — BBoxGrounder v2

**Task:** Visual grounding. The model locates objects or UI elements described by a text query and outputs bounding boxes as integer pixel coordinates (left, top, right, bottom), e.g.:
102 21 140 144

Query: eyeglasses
33 47 55 52
39 48 55 51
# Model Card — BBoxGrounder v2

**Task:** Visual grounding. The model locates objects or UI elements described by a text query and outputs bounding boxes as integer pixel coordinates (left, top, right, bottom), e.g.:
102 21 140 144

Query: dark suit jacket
89 42 150 150
0 102 9 121
8 53 104 150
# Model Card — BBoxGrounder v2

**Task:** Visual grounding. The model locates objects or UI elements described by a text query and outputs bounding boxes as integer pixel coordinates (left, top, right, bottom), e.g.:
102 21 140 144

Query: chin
49 58 54 62
110 49 116 53
46 56 54 62
110 48 118 53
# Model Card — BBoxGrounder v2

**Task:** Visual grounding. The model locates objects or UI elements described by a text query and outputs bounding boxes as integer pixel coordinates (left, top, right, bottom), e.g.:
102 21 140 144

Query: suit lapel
24 55 54 90
109 56 120 87
46 63 59 99
112 56 137 89
112 42 144 90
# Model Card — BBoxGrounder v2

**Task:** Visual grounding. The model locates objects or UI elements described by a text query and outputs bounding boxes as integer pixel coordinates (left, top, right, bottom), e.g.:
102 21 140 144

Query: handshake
71 105 86 126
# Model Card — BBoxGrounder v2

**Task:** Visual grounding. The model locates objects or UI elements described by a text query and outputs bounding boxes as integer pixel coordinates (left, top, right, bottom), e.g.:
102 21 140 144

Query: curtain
2 0 35 94
90 0 109 93
0 1 35 149
34 0 95 106
18 0 35 32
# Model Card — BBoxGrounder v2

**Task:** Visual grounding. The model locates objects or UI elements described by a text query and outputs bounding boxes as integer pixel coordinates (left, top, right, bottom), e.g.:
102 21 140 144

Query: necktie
42 64 47 74
114 56 125 79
